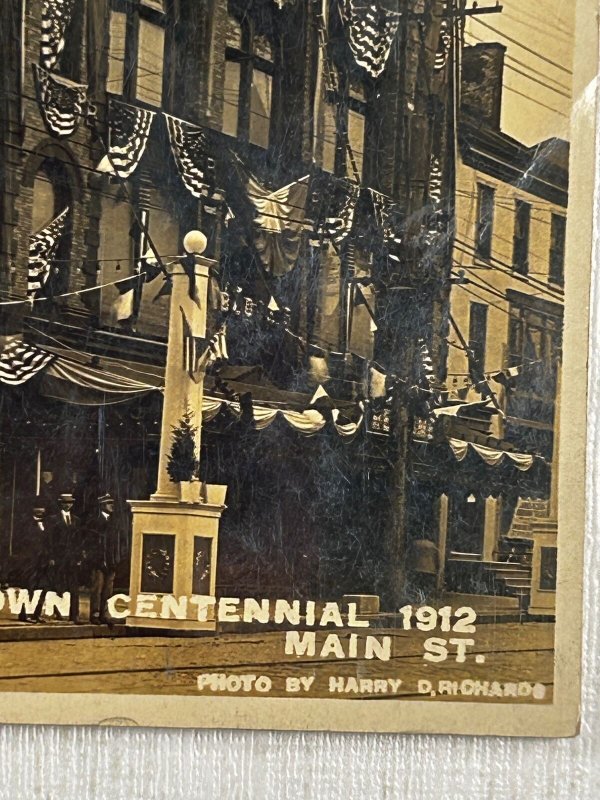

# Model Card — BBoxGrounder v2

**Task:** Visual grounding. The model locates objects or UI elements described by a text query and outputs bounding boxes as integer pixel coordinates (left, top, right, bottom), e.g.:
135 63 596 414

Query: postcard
0 0 595 736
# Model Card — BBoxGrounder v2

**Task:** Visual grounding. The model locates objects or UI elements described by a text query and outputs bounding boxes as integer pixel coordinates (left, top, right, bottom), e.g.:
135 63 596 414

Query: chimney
461 43 506 130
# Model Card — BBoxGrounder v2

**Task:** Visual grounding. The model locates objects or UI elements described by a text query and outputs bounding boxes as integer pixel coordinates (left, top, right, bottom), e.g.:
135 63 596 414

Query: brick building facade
0 0 460 605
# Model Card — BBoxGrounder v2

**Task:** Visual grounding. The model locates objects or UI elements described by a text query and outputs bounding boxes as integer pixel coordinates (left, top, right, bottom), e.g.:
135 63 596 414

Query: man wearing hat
47 493 84 623
87 493 121 624
16 498 52 623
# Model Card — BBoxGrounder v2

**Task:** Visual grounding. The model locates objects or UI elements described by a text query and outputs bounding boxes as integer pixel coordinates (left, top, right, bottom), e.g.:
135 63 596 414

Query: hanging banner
33 65 87 138
164 114 214 198
248 174 310 276
96 100 155 179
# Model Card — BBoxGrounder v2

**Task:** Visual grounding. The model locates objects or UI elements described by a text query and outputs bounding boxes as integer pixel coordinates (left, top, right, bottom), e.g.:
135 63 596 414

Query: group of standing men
14 491 123 625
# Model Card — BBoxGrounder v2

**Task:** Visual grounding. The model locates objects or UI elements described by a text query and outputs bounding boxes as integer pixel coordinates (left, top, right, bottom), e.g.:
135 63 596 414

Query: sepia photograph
0 0 593 736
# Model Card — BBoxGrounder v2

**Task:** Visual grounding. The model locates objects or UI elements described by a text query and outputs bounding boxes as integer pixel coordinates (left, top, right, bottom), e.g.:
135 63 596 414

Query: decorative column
127 232 227 632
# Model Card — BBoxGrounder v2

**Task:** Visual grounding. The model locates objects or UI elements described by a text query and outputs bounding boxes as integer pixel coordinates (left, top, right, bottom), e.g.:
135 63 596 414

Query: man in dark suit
17 499 52 623
48 493 84 623
88 494 121 624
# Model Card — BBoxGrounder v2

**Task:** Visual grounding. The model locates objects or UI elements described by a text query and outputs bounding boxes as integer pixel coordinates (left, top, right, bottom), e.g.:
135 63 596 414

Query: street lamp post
126 231 227 632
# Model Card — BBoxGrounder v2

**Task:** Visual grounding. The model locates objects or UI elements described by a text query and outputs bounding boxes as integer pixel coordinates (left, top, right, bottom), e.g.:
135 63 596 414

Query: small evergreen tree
166 407 199 482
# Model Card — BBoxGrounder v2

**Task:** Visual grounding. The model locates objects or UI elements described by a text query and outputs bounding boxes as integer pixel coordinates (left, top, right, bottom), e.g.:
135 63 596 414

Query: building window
468 301 488 370
320 73 367 180
475 183 494 260
223 11 274 148
513 200 531 275
107 0 166 107
549 213 566 287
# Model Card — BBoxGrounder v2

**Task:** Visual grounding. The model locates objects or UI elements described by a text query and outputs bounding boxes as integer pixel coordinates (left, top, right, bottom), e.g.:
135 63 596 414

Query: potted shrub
166 407 199 503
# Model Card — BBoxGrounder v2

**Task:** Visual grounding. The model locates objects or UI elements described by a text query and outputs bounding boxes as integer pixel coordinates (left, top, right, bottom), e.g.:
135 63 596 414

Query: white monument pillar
127 232 227 632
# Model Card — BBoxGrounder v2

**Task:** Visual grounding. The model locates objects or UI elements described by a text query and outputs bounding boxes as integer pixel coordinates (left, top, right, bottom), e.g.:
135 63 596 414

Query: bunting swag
341 0 402 78
96 100 155 179
165 114 214 198
434 17 452 72
40 0 75 69
248 175 310 276
448 438 536 472
28 207 70 297
33 65 87 138
0 338 56 386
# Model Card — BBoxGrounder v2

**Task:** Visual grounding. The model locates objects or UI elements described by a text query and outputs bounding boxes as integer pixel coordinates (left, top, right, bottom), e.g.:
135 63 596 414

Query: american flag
164 114 213 199
28 207 70 298
320 182 359 245
34 65 87 139
40 0 75 70
181 306 229 382
428 156 443 207
341 1 402 78
0 337 56 386
96 100 155 179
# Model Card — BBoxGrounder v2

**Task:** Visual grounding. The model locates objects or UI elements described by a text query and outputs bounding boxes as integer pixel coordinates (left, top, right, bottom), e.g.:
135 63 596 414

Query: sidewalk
0 592 127 642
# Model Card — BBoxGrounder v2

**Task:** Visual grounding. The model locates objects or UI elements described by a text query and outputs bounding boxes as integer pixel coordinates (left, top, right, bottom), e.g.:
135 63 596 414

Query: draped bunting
96 100 155 178
0 337 56 386
40 356 159 405
448 438 536 472
248 175 310 276
30 348 364 437
33 65 87 138
28 207 70 297
164 114 214 198
341 0 402 78
40 0 75 69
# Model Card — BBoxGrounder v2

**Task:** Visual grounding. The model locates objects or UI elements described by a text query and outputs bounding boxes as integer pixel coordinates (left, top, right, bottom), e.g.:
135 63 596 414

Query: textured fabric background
0 76 598 800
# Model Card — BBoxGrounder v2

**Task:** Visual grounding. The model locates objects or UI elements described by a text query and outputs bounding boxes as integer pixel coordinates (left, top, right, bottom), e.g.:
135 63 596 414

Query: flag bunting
0 337 56 386
40 0 75 69
164 114 215 199
318 181 359 246
33 65 87 139
28 207 70 298
96 100 155 179
340 0 402 78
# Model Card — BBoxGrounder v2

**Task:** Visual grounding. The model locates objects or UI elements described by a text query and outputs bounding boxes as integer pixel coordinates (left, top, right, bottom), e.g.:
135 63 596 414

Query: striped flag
320 182 359 245
181 306 228 382
96 100 155 179
33 65 87 139
40 0 75 69
434 18 452 72
0 337 56 386
341 1 402 78
28 207 70 298
164 114 214 199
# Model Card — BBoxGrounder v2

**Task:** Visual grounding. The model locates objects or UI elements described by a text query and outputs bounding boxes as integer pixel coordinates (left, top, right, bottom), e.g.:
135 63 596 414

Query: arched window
30 158 73 296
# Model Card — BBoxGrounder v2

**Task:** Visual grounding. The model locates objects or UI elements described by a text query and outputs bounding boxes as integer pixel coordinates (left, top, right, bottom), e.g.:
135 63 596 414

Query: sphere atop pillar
183 230 208 255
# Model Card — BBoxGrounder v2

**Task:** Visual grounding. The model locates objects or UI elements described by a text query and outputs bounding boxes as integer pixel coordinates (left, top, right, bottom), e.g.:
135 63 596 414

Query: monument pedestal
127 488 226 631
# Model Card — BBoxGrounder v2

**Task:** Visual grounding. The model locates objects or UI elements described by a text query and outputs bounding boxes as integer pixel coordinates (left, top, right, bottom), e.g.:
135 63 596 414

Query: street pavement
0 621 554 702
